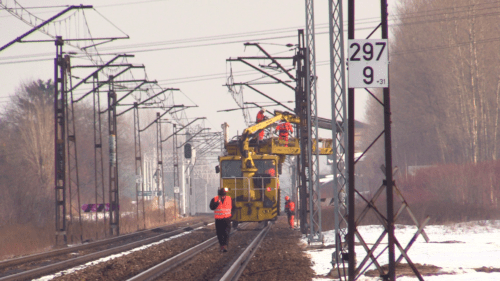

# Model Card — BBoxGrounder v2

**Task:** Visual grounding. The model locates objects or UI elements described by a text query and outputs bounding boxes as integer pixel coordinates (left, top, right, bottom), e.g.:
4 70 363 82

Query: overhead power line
0 5 70 10
393 0 500 19
3 5 500 66
0 24 383 66
2 2 499 66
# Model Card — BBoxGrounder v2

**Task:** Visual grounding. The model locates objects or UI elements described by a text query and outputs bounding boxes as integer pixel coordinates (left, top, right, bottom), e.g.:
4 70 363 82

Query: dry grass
0 223 54 260
0 201 183 261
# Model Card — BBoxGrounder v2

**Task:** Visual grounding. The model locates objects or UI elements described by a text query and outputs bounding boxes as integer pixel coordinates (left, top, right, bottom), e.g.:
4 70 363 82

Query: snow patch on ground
305 220 500 280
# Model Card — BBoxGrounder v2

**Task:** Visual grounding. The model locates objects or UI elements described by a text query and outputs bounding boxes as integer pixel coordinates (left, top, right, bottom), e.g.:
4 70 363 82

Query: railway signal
184 143 192 159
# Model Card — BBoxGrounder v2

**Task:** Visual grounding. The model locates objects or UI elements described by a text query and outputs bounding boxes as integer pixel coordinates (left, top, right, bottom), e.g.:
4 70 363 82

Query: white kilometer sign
348 39 389 88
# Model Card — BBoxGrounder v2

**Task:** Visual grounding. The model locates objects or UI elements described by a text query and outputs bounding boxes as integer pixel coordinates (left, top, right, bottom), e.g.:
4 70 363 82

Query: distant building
318 173 369 207
407 165 434 176
353 120 367 152
321 120 369 205
327 119 367 164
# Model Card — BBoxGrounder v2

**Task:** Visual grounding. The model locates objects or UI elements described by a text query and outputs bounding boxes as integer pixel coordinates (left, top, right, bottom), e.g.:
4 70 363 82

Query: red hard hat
285 196 289 201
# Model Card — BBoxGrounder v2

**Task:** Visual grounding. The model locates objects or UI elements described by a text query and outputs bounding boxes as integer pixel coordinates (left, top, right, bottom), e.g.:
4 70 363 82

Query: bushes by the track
397 161 500 224
318 161 500 230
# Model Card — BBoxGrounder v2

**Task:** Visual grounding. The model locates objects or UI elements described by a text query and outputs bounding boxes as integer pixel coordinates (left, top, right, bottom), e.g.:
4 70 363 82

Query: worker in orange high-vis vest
276 121 293 147
265 167 276 177
284 195 295 229
256 108 266 140
209 187 234 252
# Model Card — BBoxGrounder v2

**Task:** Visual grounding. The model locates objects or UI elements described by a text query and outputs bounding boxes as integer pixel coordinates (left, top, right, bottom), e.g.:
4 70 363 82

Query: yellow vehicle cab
216 110 332 227
219 153 280 225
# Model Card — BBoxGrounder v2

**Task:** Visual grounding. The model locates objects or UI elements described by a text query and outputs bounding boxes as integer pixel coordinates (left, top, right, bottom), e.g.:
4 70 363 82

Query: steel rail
0 218 205 269
0 220 209 281
219 223 272 281
126 222 251 281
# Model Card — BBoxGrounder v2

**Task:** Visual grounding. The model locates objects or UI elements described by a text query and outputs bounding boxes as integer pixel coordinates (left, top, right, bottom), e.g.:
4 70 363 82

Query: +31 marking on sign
348 39 389 88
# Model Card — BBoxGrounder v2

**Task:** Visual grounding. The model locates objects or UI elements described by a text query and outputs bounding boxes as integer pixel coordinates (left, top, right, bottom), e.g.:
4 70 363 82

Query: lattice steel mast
328 0 349 266
172 123 180 218
295 30 308 234
92 73 107 238
107 76 120 236
65 55 83 244
54 37 67 246
342 1 427 280
133 102 146 230
157 113 166 222
305 0 322 243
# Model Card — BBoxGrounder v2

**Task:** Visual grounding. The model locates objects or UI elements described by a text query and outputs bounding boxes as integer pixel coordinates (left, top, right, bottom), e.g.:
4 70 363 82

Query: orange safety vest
213 195 232 219
285 200 295 212
276 122 293 137
257 111 266 140
256 111 265 123
266 168 276 177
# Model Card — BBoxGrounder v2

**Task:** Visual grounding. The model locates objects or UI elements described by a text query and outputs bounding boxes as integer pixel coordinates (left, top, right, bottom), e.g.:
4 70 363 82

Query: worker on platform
209 187 233 252
276 121 294 147
285 195 295 229
256 107 266 140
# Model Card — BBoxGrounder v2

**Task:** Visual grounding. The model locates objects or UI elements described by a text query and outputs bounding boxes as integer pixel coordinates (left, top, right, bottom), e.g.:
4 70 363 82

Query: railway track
0 218 210 281
218 222 272 281
127 222 271 281
0 219 273 281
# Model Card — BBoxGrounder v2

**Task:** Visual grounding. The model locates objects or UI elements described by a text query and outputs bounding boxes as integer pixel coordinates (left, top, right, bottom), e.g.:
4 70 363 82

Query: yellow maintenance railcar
216 111 332 227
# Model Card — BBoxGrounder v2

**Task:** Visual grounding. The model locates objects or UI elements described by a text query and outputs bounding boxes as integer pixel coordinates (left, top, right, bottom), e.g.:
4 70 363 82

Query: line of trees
0 80 211 229
0 80 55 226
362 0 500 171
0 79 219 231
359 0 500 220
389 0 500 166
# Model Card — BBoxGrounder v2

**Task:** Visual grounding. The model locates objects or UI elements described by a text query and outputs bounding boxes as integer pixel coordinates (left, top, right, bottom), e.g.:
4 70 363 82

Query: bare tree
0 80 55 225
362 0 500 172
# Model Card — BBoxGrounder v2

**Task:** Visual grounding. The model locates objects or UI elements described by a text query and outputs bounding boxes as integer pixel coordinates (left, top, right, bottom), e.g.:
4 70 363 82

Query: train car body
219 153 280 223
217 111 333 226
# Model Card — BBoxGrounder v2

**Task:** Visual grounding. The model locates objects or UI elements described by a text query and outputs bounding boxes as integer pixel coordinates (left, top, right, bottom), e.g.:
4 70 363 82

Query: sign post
348 39 389 88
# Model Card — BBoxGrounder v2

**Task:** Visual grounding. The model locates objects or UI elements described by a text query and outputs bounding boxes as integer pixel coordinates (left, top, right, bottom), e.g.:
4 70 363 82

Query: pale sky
0 0 400 138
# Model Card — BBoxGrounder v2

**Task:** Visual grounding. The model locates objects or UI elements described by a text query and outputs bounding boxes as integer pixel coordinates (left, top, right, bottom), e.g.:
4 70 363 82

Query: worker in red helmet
276 121 293 147
256 108 266 140
209 187 234 252
284 195 295 229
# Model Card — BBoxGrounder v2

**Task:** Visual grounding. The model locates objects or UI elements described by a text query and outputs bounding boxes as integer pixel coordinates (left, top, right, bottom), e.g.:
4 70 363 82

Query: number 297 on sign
348 39 389 88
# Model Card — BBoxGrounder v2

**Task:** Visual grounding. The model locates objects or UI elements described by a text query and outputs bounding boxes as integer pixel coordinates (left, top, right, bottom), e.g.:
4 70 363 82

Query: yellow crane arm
240 111 298 154
239 111 299 176
242 111 299 136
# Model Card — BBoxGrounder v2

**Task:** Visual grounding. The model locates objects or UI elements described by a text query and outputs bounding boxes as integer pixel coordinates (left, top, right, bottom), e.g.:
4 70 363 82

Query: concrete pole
205 179 208 213
181 160 186 216
189 162 194 216
187 160 192 216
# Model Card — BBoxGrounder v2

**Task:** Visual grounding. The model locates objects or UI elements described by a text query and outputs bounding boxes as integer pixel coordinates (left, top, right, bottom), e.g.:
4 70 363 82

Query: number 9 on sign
348 39 389 88
363 66 373 84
